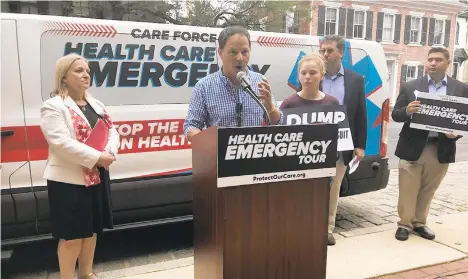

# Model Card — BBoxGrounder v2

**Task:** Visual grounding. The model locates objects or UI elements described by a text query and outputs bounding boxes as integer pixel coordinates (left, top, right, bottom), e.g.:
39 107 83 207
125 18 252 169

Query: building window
456 22 460 45
452 62 460 79
434 19 445 45
406 65 418 81
9 1 38 14
325 7 338 35
382 14 395 42
410 17 422 43
72 1 90 17
353 10 366 39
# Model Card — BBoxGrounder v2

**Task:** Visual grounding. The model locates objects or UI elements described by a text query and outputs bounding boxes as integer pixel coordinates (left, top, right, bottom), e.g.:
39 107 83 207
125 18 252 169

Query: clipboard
85 118 109 151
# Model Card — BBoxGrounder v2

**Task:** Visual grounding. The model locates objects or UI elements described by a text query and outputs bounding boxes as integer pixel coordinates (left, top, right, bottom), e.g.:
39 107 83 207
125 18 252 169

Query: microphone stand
241 83 272 126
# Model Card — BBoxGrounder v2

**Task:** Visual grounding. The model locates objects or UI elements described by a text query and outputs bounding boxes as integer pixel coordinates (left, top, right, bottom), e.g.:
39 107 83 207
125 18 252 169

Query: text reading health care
224 132 332 164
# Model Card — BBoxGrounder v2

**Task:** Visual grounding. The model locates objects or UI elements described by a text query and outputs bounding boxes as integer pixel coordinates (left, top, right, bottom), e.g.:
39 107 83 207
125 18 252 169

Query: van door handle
1 130 14 137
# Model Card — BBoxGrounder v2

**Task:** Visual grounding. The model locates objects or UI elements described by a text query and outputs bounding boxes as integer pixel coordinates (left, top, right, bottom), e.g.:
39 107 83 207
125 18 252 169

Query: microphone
236 71 272 126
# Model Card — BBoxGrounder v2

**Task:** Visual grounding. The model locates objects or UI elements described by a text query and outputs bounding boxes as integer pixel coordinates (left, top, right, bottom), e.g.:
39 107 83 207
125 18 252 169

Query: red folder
85 118 108 151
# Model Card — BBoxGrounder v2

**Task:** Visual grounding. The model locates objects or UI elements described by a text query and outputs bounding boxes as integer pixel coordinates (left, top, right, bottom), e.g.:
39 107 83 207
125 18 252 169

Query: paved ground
332 161 468 239
4 119 468 278
378 258 468 279
108 211 468 279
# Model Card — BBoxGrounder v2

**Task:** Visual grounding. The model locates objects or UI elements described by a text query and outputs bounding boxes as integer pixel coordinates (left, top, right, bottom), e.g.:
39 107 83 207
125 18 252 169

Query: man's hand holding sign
409 91 468 137
406 98 457 139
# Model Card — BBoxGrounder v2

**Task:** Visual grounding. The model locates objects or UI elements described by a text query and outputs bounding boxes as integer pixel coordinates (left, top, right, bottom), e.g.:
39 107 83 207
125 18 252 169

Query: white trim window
433 19 445 45
410 16 422 43
325 7 339 35
353 10 366 39
406 65 419 81
382 14 395 42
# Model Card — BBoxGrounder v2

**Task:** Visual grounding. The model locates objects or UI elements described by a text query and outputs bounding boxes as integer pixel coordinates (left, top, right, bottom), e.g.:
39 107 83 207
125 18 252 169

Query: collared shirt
427 75 448 138
322 64 345 105
428 75 447 96
183 69 283 137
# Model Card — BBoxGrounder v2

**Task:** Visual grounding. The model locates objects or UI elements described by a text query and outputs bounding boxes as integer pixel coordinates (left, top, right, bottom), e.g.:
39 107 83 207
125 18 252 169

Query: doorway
386 59 397 106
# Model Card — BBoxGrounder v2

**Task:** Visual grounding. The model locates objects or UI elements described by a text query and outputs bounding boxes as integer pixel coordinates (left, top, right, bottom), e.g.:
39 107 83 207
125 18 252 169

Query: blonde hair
298 52 326 75
50 53 89 98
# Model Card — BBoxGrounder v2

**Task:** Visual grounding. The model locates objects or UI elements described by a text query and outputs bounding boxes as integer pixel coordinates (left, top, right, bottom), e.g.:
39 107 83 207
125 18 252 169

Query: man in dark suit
319 35 367 246
392 47 468 241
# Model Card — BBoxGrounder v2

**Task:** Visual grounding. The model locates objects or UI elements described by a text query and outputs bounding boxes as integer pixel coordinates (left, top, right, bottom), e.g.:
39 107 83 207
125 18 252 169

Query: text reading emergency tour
225 132 332 165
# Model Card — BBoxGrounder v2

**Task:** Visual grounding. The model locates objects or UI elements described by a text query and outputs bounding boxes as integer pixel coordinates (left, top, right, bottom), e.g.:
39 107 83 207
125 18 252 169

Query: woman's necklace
76 102 87 112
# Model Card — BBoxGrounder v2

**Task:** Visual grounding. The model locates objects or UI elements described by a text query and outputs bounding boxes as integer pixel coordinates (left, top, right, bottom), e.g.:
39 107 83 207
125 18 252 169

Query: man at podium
183 26 283 141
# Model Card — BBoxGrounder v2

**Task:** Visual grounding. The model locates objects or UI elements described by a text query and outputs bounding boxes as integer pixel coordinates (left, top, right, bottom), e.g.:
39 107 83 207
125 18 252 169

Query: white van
1 13 391 246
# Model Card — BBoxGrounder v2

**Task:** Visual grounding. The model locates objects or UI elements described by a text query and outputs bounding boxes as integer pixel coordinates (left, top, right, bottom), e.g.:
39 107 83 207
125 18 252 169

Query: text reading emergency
224 132 332 165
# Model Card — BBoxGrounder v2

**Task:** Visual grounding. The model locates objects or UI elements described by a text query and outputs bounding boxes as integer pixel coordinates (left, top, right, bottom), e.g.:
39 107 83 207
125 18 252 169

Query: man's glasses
319 48 337 55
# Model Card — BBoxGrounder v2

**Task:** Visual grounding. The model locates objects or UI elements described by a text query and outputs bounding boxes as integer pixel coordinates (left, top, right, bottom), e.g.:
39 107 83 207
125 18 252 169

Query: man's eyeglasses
319 48 337 55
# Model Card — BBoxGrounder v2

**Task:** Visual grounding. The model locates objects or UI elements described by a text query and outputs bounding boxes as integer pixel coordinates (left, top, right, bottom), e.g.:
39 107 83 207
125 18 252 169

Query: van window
248 41 317 102
40 32 218 105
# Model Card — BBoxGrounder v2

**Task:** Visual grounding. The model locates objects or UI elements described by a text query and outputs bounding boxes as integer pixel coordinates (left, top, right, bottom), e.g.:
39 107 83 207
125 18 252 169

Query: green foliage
49 1 313 33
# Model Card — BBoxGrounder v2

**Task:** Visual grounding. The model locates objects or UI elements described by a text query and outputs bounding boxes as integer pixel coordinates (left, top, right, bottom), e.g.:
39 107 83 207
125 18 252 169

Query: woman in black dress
40 54 120 279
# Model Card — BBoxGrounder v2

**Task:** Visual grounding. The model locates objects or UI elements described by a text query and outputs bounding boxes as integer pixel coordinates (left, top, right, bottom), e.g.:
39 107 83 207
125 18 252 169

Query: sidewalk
376 258 468 279
98 211 468 279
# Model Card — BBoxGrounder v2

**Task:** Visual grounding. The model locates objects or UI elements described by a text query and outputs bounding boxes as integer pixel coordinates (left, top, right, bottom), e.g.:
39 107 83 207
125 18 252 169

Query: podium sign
217 123 338 187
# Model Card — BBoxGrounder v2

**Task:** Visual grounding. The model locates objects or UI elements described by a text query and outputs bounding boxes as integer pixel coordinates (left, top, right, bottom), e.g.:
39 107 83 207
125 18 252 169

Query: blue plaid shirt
183 69 283 137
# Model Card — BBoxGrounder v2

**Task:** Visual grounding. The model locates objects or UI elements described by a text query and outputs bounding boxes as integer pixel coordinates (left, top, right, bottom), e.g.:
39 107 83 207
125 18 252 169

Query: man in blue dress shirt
319 35 367 246
183 26 283 141
392 47 468 242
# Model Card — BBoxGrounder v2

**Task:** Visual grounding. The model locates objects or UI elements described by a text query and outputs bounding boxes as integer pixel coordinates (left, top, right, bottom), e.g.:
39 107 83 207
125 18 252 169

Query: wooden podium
192 125 335 279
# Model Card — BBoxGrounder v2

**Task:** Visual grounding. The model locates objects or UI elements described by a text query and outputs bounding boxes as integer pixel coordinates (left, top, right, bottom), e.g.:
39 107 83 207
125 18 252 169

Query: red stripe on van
1 119 192 163
42 21 118 38
1 126 48 163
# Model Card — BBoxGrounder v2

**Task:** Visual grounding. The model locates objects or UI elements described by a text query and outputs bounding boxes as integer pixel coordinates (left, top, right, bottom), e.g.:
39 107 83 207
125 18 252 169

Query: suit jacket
392 75 468 163
320 68 367 165
40 95 120 186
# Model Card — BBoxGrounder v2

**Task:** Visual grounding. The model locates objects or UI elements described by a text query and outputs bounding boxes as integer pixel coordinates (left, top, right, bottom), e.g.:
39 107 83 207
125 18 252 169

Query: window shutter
376 12 384 42
401 65 408 84
421 17 428 45
339 8 346 36
318 5 326 36
417 65 425 78
404 15 411 44
428 18 435 46
346 9 354 38
394 14 402 43
444 19 451 47
366 11 373 40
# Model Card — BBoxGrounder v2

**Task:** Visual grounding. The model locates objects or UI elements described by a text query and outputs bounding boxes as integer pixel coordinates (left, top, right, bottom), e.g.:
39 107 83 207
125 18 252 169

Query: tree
55 1 313 34
210 0 309 32
186 0 218 27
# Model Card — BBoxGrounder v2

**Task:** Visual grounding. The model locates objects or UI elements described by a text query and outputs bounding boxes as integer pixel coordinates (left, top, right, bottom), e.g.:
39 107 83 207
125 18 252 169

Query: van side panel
1 19 38 240
0 13 391 244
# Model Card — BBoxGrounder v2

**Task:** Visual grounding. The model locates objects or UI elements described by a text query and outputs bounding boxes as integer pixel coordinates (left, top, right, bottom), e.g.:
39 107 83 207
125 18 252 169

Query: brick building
306 0 467 105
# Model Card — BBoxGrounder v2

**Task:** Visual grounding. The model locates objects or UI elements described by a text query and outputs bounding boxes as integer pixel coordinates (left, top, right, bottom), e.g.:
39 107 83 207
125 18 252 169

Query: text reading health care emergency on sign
224 132 332 164
114 120 190 154
418 104 468 125
64 42 270 88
